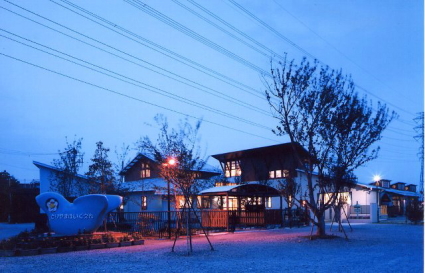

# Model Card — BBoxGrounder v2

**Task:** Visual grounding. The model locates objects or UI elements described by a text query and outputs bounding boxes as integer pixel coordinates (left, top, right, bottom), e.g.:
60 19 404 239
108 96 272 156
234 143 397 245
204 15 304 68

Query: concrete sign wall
36 192 122 235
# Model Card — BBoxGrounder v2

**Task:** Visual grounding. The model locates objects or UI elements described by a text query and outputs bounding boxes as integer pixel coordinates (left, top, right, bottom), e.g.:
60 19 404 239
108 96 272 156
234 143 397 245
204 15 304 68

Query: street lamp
373 175 381 184
164 158 176 239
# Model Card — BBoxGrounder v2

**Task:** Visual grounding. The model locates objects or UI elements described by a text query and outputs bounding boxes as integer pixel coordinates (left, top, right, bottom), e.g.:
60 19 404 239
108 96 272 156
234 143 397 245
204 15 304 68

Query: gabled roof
33 161 88 180
200 182 280 197
119 153 156 175
120 153 221 176
211 142 311 162
355 182 421 198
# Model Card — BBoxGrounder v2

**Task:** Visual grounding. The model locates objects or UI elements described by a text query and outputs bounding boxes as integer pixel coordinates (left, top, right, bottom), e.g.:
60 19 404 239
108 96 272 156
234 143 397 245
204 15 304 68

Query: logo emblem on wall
46 198 59 212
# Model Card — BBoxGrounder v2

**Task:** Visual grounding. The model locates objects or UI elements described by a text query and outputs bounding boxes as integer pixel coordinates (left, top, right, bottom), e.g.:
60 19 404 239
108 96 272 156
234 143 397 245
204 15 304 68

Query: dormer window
140 163 151 178
381 181 389 188
269 169 289 179
225 160 241 177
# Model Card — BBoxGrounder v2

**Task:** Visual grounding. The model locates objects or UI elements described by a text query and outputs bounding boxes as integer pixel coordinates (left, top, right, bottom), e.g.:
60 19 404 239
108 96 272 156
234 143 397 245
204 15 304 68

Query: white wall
351 186 377 206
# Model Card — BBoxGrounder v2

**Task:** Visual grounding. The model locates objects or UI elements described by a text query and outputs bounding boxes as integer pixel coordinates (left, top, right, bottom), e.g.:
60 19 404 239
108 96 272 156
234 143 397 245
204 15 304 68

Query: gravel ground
1 223 423 273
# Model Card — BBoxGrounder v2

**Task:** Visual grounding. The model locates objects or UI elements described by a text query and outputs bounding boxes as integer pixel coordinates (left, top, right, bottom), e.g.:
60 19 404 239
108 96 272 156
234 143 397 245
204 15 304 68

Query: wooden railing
107 208 306 238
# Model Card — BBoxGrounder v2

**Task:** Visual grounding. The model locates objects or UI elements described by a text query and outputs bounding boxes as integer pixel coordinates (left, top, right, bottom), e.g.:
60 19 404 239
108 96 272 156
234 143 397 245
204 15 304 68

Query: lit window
178 196 192 208
225 161 241 177
269 169 289 179
276 170 282 178
141 196 147 210
141 163 151 178
265 197 272 208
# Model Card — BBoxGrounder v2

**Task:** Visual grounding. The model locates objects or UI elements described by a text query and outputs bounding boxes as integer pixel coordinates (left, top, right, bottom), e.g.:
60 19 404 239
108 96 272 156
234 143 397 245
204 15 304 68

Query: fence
349 205 370 219
107 208 308 238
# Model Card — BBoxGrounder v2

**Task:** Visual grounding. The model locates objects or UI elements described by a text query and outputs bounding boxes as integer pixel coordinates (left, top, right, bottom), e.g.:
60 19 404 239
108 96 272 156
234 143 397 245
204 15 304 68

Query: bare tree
51 137 84 198
137 114 214 253
265 56 396 236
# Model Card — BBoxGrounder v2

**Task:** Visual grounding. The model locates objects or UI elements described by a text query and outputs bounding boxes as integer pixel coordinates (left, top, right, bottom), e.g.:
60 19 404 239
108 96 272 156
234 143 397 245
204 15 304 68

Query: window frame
140 162 151 179
141 196 147 211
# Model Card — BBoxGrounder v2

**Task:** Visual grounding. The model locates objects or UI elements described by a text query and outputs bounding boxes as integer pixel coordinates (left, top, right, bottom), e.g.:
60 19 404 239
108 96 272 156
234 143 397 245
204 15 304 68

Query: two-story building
120 153 221 213
200 142 314 210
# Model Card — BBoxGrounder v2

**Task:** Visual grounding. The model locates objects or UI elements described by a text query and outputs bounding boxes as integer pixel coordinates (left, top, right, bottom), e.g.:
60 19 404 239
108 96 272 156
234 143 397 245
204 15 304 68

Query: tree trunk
316 212 327 237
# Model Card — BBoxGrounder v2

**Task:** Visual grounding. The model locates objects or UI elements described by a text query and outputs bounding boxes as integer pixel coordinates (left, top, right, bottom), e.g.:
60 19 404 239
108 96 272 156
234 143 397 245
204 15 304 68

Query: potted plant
131 232 144 245
89 237 106 250
119 234 132 247
103 233 120 248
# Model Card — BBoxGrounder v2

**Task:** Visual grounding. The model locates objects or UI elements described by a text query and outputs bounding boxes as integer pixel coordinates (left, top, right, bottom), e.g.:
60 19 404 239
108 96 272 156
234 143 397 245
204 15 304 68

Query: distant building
33 161 90 198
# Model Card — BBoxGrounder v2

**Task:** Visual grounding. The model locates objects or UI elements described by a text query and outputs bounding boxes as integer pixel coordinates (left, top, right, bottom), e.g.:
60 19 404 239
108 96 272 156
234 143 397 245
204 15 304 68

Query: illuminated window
141 196 147 210
178 196 192 208
265 197 272 208
269 169 289 179
141 163 151 178
225 161 241 177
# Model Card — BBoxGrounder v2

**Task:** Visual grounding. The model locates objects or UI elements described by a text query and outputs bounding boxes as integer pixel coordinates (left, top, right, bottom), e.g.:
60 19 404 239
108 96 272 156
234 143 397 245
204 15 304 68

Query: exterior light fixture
168 158 176 165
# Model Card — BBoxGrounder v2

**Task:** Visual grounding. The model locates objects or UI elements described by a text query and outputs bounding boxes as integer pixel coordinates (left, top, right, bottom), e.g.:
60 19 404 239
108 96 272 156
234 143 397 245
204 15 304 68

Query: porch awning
199 183 280 197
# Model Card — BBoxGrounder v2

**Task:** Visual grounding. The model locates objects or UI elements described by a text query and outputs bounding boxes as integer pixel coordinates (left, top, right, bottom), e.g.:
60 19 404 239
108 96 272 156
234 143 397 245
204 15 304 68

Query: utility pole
414 112 424 201
8 176 12 223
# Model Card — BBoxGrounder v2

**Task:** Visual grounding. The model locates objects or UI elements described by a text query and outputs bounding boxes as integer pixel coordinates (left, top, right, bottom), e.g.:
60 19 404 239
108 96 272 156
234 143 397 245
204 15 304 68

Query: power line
3 0 263 100
187 0 416 128
124 0 271 76
0 1 271 116
0 148 60 156
228 0 417 118
51 0 263 98
173 0 284 62
271 0 419 107
0 52 279 143
0 30 270 130
186 0 286 63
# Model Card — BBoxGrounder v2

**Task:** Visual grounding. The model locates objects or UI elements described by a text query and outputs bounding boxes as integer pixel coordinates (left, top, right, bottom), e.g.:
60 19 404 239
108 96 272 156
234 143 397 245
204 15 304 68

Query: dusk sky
1 0 423 186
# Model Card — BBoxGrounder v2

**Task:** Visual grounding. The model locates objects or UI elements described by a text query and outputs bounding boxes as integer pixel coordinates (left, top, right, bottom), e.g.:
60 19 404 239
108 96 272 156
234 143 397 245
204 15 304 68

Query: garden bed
0 230 144 257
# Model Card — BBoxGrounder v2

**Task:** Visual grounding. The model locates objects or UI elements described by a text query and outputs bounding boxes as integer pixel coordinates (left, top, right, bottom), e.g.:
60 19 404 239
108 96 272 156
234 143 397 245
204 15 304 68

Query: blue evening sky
0 0 423 186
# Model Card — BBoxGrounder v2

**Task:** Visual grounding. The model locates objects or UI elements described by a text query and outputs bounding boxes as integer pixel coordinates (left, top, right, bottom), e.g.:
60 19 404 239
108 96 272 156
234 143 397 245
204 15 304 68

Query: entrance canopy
200 183 280 197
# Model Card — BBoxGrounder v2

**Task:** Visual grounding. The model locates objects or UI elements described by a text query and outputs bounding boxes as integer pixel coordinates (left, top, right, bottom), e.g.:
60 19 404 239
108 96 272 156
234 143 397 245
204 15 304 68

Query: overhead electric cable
186 0 287 62
51 0 263 98
0 31 269 129
0 6 268 116
272 0 419 107
0 52 279 143
3 0 263 99
0 148 60 156
172 0 280 60
123 0 271 76
228 0 416 118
